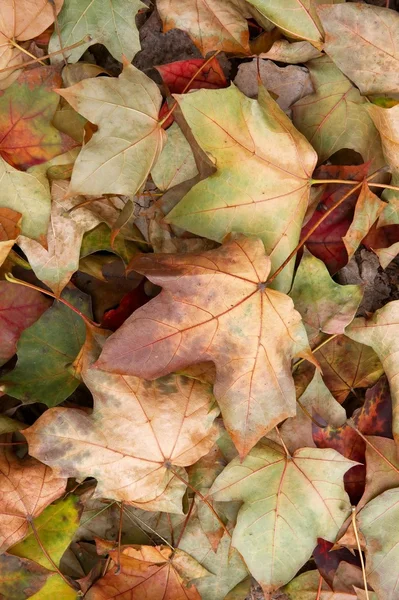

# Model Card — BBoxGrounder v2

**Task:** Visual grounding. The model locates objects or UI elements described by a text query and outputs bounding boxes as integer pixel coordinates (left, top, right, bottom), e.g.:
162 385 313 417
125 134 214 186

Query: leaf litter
1 1 399 599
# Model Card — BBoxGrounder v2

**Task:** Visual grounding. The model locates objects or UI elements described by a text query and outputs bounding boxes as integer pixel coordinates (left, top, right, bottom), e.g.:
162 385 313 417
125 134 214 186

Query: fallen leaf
346 301 399 445
210 440 354 594
313 539 359 588
259 39 322 63
313 334 384 404
96 237 313 457
358 436 399 509
25 370 219 510
0 208 20 266
86 545 208 600
358 488 399 600
49 0 146 63
318 3 399 95
0 66 76 170
151 122 198 191
0 553 51 600
292 56 384 169
290 249 363 346
0 444 66 553
0 0 63 43
80 223 139 267
101 283 150 331
157 0 250 56
17 181 100 297
0 281 50 367
59 61 165 196
234 59 313 112
283 566 371 599
166 86 317 291
155 58 227 93
301 164 369 274
343 183 385 260
0 287 89 407
26 573 77 600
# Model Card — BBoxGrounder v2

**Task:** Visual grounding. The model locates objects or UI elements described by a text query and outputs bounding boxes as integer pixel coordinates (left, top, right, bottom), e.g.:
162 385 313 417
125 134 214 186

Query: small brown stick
176 495 196 548
351 507 370 600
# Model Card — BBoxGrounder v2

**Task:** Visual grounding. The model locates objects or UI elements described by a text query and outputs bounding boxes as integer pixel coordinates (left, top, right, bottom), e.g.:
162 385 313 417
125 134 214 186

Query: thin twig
122 505 175 550
9 39 46 65
348 422 399 475
316 574 323 600
115 501 124 573
293 333 338 370
50 0 68 67
176 495 196 548
352 507 369 600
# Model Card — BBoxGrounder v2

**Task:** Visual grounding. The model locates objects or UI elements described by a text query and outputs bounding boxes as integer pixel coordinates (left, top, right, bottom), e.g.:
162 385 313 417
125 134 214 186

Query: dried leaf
166 86 317 291
59 62 165 196
151 122 198 191
0 553 50 600
259 39 322 63
0 0 63 43
155 58 227 94
96 237 313 457
358 436 399 509
210 440 354 594
343 183 385 260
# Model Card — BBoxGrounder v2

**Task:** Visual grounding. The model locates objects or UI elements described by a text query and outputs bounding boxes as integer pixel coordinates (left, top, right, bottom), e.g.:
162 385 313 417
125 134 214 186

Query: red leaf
313 538 360 588
0 66 77 170
313 375 392 503
101 281 150 331
302 164 369 274
363 222 399 251
156 58 227 94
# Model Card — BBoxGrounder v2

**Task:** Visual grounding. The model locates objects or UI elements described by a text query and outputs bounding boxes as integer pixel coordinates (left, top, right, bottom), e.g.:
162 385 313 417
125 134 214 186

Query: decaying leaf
0 553 51 600
96 237 313 457
166 86 317 291
59 61 165 196
210 439 354 594
25 370 219 511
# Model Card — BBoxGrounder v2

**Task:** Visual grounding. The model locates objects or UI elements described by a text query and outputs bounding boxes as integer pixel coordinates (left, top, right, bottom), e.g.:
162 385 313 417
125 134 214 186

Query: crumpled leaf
319 3 399 95
292 56 384 168
0 66 76 170
85 544 208 600
343 183 385 260
0 287 89 407
96 236 314 457
155 58 227 94
346 300 399 446
151 122 198 191
59 61 165 196
210 440 354 595
17 181 100 297
166 86 317 291
358 488 399 600
25 370 219 511
290 249 363 346
246 0 344 48
157 0 250 56
0 444 66 553
49 0 146 63
0 281 50 367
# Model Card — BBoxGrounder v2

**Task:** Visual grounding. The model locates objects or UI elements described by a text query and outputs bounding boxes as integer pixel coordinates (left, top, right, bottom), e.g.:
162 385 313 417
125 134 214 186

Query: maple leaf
165 86 317 291
318 3 399 95
358 488 399 600
292 57 385 169
301 164 370 274
59 61 165 197
0 66 76 170
0 207 20 266
260 39 322 63
156 58 227 94
290 249 363 346
346 301 399 446
0 0 63 44
0 553 51 599
342 183 385 260
96 236 313 457
358 436 399 509
210 439 355 594
0 444 66 553
157 0 250 56
0 281 50 367
151 122 198 192
0 288 88 407
49 0 146 63
17 181 100 297
85 545 208 600
283 566 375 599
25 369 219 510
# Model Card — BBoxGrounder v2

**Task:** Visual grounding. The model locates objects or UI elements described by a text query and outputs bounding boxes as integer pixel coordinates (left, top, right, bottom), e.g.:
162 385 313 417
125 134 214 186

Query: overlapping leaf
96 237 313 457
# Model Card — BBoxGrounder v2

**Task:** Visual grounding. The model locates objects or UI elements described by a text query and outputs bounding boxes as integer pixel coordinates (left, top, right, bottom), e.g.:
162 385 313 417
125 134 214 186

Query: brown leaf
96 236 313 457
0 444 66 553
0 207 20 267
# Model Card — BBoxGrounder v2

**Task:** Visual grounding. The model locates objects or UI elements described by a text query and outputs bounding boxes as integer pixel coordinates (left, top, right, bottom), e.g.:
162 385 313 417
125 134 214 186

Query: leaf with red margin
0 281 51 366
302 164 369 274
156 58 227 94
0 66 77 170
313 538 360 588
313 376 392 503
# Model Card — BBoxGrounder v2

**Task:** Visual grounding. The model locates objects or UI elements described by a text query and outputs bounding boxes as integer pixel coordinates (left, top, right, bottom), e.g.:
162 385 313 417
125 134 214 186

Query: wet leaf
96 237 313 457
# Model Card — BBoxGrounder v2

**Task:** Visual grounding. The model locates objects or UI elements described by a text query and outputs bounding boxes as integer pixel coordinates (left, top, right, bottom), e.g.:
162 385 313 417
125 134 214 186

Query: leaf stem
311 179 360 186
5 273 100 328
175 495 196 549
8 39 46 65
348 422 399 475
158 51 221 127
351 507 369 600
274 426 291 458
293 333 338 370
316 574 323 600
169 468 231 539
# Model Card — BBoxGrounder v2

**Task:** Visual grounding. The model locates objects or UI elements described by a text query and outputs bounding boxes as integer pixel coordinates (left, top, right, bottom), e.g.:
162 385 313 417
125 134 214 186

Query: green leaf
27 574 77 600
292 56 385 168
210 440 354 595
80 223 139 265
49 0 146 63
0 288 89 407
9 496 81 570
166 86 317 292
358 488 399 600
0 554 50 600
290 249 363 346
58 62 165 197
152 122 198 191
